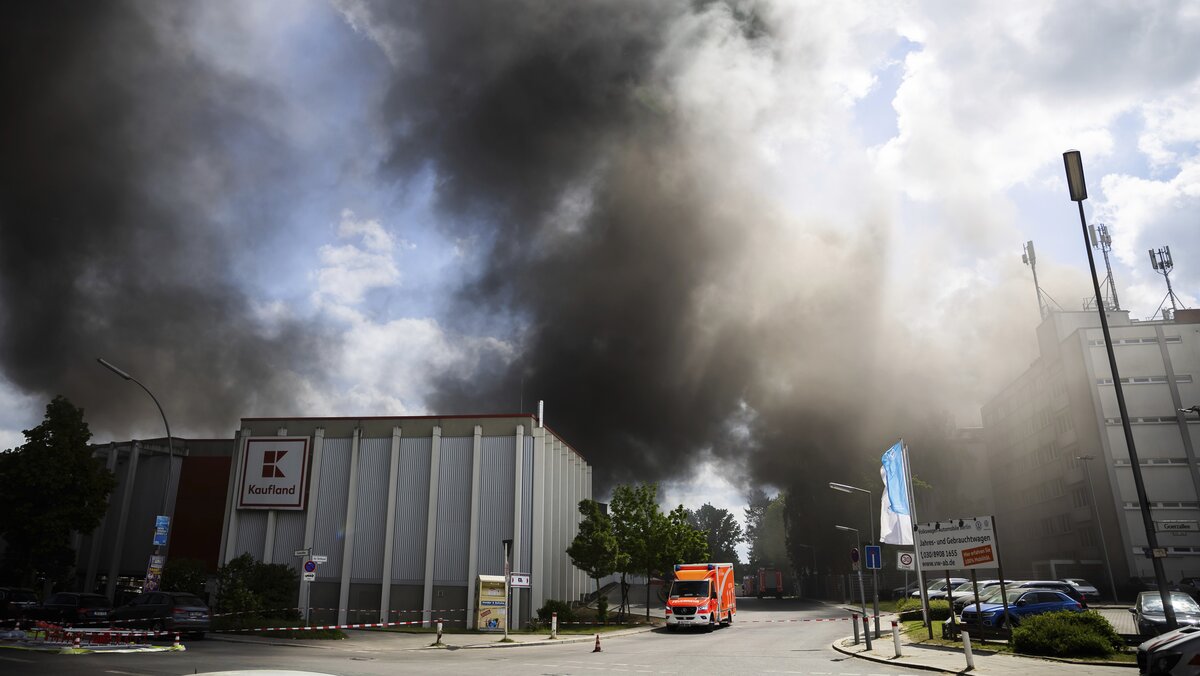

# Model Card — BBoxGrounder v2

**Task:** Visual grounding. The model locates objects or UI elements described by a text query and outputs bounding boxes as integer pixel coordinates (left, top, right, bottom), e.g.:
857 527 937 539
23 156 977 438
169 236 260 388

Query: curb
830 638 956 675
460 625 657 649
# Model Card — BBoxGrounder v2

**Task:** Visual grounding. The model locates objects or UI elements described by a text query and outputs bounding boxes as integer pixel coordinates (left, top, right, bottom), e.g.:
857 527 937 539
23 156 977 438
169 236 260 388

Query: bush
596 595 608 624
897 598 951 621
1012 611 1123 658
161 558 208 597
537 599 575 624
215 553 299 620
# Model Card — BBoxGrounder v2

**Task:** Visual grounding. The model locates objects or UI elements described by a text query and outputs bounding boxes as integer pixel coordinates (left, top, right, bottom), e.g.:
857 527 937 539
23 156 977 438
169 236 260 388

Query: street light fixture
834 524 871 650
829 481 880 638
97 358 176 589
1063 151 1175 628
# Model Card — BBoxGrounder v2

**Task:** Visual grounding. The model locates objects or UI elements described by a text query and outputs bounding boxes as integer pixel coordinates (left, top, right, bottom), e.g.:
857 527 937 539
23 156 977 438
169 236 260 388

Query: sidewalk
831 616 1135 674
209 623 657 652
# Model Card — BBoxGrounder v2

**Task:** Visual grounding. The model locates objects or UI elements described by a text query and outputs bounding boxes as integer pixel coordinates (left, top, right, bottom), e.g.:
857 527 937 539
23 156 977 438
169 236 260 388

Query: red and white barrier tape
215 618 454 633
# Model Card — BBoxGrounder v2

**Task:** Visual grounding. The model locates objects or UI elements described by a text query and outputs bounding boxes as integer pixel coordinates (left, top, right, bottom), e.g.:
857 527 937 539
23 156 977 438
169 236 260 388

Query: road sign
311 555 328 564
865 545 881 570
303 560 317 573
294 549 311 557
1156 520 1200 533
850 547 859 563
916 516 999 571
897 551 915 571
303 571 316 582
509 572 531 588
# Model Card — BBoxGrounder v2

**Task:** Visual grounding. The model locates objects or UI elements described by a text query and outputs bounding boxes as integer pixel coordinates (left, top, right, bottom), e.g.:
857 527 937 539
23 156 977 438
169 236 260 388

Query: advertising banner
238 437 311 510
916 516 999 571
152 515 170 546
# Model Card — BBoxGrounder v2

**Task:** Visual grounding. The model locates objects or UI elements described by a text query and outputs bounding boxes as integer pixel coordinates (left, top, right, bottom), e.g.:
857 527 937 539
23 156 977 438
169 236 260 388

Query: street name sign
916 516 999 571
509 573 531 588
311 555 328 564
1156 520 1200 533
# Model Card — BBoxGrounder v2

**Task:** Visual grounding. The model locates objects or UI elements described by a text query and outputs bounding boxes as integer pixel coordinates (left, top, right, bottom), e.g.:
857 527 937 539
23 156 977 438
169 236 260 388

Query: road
0 598 931 676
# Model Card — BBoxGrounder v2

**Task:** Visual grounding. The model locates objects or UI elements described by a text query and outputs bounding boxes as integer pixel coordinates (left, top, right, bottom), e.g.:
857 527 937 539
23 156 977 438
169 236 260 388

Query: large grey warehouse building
218 413 591 629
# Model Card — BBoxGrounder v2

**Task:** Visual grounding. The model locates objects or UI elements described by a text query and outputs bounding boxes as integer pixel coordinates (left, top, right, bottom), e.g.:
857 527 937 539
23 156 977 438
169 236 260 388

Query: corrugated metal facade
313 437 351 579
351 437 391 580
272 511 306 569
219 416 589 629
476 436 515 575
391 436 431 582
433 436 472 583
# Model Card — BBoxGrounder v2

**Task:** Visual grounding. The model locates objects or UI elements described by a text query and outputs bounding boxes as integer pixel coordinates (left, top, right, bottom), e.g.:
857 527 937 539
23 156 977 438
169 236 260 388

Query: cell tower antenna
1022 240 1063 319
1149 246 1188 321
1087 223 1120 311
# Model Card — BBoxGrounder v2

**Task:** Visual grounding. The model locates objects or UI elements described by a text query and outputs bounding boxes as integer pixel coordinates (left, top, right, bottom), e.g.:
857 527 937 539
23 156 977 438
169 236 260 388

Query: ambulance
664 563 736 631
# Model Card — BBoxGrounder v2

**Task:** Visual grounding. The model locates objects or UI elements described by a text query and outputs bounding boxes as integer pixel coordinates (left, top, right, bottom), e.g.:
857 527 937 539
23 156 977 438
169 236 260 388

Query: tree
161 557 208 597
686 503 743 564
610 483 660 619
215 553 299 619
567 499 625 623
0 396 116 587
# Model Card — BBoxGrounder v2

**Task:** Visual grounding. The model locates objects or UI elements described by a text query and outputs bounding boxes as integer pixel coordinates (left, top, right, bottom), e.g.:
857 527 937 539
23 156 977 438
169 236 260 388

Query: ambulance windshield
670 580 710 599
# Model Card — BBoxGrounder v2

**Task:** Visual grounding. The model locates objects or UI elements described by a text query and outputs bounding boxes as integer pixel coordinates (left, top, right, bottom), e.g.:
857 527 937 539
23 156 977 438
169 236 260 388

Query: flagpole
901 441 932 638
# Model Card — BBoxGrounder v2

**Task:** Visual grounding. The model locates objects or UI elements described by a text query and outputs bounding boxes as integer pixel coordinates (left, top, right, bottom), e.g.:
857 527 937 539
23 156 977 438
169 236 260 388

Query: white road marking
105 671 152 676
0 655 33 663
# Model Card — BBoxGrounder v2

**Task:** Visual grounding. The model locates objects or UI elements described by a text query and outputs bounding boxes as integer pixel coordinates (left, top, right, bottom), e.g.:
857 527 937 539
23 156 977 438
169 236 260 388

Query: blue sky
2 2 1198 546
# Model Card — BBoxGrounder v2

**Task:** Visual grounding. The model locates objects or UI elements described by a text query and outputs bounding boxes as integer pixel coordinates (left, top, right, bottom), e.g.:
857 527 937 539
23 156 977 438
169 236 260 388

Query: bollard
436 619 443 645
174 633 181 648
551 611 558 639
592 633 601 652
892 620 902 658
962 630 975 671
73 634 81 650
851 613 860 645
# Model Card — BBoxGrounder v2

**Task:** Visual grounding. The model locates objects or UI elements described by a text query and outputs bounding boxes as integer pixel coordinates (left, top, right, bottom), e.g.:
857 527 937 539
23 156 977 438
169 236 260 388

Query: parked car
1059 577 1101 602
890 582 921 600
109 591 210 637
954 584 1010 614
1015 580 1088 608
948 580 1005 611
915 578 969 600
1177 577 1200 600
0 587 38 627
959 588 1083 628
23 592 111 627
1137 625 1200 675
1131 591 1200 638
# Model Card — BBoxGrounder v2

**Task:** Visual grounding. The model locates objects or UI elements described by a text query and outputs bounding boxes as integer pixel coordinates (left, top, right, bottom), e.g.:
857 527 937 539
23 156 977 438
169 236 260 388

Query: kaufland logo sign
238 437 310 510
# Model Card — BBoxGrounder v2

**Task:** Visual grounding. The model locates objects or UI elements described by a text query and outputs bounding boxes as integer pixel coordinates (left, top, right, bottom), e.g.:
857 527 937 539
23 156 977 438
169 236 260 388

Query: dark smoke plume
354 0 955 493
0 2 330 440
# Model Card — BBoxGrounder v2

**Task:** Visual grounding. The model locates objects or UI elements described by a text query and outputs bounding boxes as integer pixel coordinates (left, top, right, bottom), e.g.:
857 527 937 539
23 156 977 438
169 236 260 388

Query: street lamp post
98 358 175 590
835 524 871 650
1063 151 1175 628
1076 456 1118 601
830 482 880 638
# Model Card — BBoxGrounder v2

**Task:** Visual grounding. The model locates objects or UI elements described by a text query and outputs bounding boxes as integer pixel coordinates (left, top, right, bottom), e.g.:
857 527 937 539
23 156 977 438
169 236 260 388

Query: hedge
897 598 951 621
1012 610 1123 658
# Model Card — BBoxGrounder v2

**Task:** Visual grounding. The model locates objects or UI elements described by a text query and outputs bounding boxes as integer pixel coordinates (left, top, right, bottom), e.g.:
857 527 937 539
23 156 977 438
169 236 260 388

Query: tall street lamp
830 481 880 638
1063 151 1175 628
98 358 175 590
835 524 871 650
1076 456 1118 602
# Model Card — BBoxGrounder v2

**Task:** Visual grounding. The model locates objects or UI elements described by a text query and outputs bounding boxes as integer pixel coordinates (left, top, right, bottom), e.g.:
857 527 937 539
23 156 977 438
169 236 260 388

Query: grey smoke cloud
0 2 332 440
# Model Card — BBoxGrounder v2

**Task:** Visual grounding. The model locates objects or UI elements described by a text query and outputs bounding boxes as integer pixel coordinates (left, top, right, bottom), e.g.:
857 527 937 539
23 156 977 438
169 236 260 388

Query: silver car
1059 577 1100 601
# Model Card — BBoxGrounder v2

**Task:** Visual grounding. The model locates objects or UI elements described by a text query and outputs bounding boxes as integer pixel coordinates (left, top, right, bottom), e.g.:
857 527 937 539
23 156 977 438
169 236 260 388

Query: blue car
959 588 1083 627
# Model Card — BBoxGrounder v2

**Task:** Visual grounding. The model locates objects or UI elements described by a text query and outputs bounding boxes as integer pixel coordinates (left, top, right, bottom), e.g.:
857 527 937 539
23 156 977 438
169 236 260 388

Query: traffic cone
592 633 601 652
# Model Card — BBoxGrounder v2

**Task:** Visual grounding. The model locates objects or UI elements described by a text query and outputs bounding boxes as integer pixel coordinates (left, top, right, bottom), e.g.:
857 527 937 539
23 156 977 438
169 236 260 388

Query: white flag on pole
880 440 913 545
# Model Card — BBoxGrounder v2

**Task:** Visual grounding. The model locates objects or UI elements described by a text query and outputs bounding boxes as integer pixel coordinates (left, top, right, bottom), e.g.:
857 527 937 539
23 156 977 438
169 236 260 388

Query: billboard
237 437 311 510
916 516 998 571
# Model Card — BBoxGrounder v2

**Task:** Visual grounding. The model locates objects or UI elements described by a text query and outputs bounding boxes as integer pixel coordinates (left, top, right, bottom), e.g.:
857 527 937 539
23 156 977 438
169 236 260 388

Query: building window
1078 526 1098 548
1073 487 1090 508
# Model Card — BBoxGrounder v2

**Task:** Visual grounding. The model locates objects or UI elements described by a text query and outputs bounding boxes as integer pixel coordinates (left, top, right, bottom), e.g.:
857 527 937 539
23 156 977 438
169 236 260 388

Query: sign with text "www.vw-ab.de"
916 516 999 571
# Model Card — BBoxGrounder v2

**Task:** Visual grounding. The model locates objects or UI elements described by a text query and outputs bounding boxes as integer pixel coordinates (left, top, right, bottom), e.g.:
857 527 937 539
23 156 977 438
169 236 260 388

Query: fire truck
755 568 784 598
664 563 736 631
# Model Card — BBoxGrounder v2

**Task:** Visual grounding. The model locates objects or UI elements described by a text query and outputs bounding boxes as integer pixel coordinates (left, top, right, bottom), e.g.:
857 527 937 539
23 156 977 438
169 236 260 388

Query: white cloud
311 210 400 307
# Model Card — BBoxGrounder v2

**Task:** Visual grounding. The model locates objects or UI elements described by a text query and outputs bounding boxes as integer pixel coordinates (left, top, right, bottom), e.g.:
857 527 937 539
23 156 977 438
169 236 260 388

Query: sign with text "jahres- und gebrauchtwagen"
916 516 999 571
238 437 311 510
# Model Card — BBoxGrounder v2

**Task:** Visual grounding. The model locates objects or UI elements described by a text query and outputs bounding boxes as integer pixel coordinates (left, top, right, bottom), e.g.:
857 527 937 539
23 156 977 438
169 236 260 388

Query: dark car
0 587 38 627
23 592 112 627
1131 591 1200 637
109 591 210 637
1016 580 1088 608
959 588 1083 628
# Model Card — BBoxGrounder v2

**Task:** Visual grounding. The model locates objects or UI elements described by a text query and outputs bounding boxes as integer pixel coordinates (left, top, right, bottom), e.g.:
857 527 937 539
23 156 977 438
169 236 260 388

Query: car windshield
1144 594 1200 613
952 582 976 593
11 591 37 603
80 596 110 608
670 580 710 599
173 596 207 607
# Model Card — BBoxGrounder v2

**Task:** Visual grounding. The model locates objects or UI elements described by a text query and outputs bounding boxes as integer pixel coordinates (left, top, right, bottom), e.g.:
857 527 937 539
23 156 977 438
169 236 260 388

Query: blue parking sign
865 545 882 570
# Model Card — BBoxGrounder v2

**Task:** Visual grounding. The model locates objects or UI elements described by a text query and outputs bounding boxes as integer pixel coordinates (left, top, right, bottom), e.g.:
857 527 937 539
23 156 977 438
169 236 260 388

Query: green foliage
537 599 575 623
212 615 344 639
0 397 116 586
161 557 208 596
897 598 951 621
687 503 744 565
568 499 625 587
745 490 788 572
1012 611 1123 658
596 594 608 624
660 505 708 569
215 553 298 619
